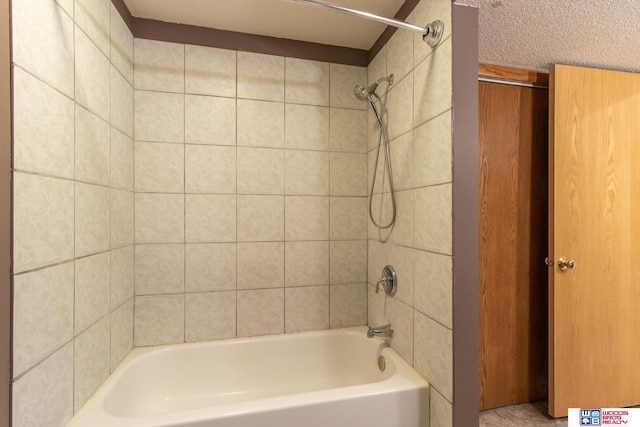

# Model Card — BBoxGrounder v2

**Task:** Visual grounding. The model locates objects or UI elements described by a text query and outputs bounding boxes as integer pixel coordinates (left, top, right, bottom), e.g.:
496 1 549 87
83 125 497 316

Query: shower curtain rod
287 0 444 47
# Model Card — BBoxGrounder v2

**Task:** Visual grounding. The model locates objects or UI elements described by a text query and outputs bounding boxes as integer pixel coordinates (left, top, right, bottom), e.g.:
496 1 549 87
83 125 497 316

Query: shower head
353 74 394 101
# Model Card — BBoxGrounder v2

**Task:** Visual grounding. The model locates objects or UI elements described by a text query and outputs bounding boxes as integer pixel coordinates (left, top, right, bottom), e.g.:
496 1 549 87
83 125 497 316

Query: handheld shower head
353 74 394 101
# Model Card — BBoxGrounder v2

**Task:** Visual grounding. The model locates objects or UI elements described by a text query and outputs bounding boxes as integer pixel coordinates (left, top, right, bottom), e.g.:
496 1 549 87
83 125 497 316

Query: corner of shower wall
11 1 135 425
366 0 453 426
130 39 370 346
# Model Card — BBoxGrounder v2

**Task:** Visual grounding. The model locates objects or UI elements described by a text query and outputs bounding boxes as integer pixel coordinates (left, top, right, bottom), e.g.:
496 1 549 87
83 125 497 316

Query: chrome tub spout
367 324 393 338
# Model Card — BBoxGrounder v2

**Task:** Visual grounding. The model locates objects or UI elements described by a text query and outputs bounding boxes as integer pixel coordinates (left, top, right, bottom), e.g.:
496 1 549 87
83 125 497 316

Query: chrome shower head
353 74 394 101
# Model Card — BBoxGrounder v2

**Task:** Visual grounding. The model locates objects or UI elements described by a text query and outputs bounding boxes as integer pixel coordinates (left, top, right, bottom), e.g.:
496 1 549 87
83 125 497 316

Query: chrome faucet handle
375 265 397 296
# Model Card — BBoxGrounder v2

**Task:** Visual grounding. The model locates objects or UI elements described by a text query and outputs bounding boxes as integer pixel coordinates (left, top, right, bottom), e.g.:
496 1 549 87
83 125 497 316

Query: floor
480 401 567 426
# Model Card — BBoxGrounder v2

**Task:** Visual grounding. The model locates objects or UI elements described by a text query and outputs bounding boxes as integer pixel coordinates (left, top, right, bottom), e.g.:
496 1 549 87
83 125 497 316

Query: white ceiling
457 0 640 73
123 0 406 50
124 0 640 73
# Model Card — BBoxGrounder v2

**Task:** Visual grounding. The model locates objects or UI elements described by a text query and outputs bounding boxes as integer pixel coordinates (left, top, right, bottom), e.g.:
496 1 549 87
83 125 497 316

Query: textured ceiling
457 0 640 73
123 0 405 50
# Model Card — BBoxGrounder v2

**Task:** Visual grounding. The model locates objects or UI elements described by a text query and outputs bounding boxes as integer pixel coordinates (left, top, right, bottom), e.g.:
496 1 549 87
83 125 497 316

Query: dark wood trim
0 0 11 423
133 18 369 67
479 63 549 87
109 0 424 66
452 4 479 427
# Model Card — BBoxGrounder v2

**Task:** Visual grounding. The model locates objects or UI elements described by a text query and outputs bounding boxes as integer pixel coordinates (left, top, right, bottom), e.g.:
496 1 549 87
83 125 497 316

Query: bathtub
66 327 429 427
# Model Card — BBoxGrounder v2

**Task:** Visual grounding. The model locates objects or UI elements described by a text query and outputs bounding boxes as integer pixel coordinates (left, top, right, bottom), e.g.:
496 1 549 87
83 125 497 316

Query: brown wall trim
452 4 479 427
109 0 425 67
479 63 549 87
0 0 11 423
133 17 368 67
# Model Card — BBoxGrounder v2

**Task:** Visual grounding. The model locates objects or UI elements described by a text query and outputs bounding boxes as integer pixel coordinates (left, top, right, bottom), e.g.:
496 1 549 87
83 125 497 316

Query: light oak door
549 64 640 417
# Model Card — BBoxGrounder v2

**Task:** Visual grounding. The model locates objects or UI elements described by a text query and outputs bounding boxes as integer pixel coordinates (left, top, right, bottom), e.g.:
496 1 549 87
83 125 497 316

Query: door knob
557 257 576 271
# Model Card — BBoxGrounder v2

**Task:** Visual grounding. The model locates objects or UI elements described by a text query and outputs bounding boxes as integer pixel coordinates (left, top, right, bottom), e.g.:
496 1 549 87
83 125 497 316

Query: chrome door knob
558 257 576 271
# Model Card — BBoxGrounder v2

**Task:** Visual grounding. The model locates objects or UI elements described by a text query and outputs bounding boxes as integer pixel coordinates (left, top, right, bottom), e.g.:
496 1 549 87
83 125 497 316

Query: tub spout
367 324 393 338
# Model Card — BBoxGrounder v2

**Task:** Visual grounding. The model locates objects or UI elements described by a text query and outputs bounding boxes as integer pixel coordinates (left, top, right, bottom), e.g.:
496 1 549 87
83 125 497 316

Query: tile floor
480 401 567 426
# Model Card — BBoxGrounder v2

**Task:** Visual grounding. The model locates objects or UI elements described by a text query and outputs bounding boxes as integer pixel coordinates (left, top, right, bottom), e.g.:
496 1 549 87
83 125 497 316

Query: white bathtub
66 327 429 427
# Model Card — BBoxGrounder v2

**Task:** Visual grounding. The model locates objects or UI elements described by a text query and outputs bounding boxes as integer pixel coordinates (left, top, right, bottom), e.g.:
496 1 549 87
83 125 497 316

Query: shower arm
287 0 444 47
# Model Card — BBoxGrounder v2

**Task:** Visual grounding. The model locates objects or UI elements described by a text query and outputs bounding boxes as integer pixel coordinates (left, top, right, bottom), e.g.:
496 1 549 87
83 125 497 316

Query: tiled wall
132 41 369 345
11 0 134 426
366 0 454 426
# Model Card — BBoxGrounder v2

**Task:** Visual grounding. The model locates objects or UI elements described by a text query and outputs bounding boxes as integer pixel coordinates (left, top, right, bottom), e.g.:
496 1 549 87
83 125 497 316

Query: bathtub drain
377 355 386 372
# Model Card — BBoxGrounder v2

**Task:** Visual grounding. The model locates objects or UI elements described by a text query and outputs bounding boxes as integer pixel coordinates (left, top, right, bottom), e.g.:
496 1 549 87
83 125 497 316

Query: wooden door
479 81 549 410
549 64 640 417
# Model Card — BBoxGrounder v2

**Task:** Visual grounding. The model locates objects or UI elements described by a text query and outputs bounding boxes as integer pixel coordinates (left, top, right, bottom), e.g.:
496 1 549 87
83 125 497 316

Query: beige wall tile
13 173 74 273
75 182 110 257
134 39 184 93
185 45 236 97
285 286 329 333
390 131 415 191
367 283 386 328
111 128 134 191
237 289 284 337
368 148 388 195
111 189 134 249
329 283 367 328
237 51 284 102
75 29 110 121
367 239 386 286
134 90 184 143
430 388 453 427
387 73 414 140
110 299 133 371
186 243 236 292
76 106 110 186
75 252 110 334
285 104 329 150
386 297 414 363
134 294 185 346
285 196 329 241
111 246 134 310
111 65 134 138
368 46 387 92
110 4 133 83
74 317 110 411
237 99 284 148
387 25 414 82
185 195 236 243
285 150 329 195
185 292 236 342
75 0 110 55
388 189 414 247
414 111 452 187
135 193 185 244
237 195 284 242
12 0 74 97
414 184 452 254
185 145 236 194
330 108 368 153
285 58 329 106
329 63 367 110
185 94 236 145
330 240 367 284
13 262 74 377
414 37 452 126
12 343 73 427
237 242 284 289
285 241 329 287
134 141 184 193
237 147 284 195
414 312 453 401
330 197 367 240
13 68 74 179
135 244 185 295
414 249 452 328
330 152 367 196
